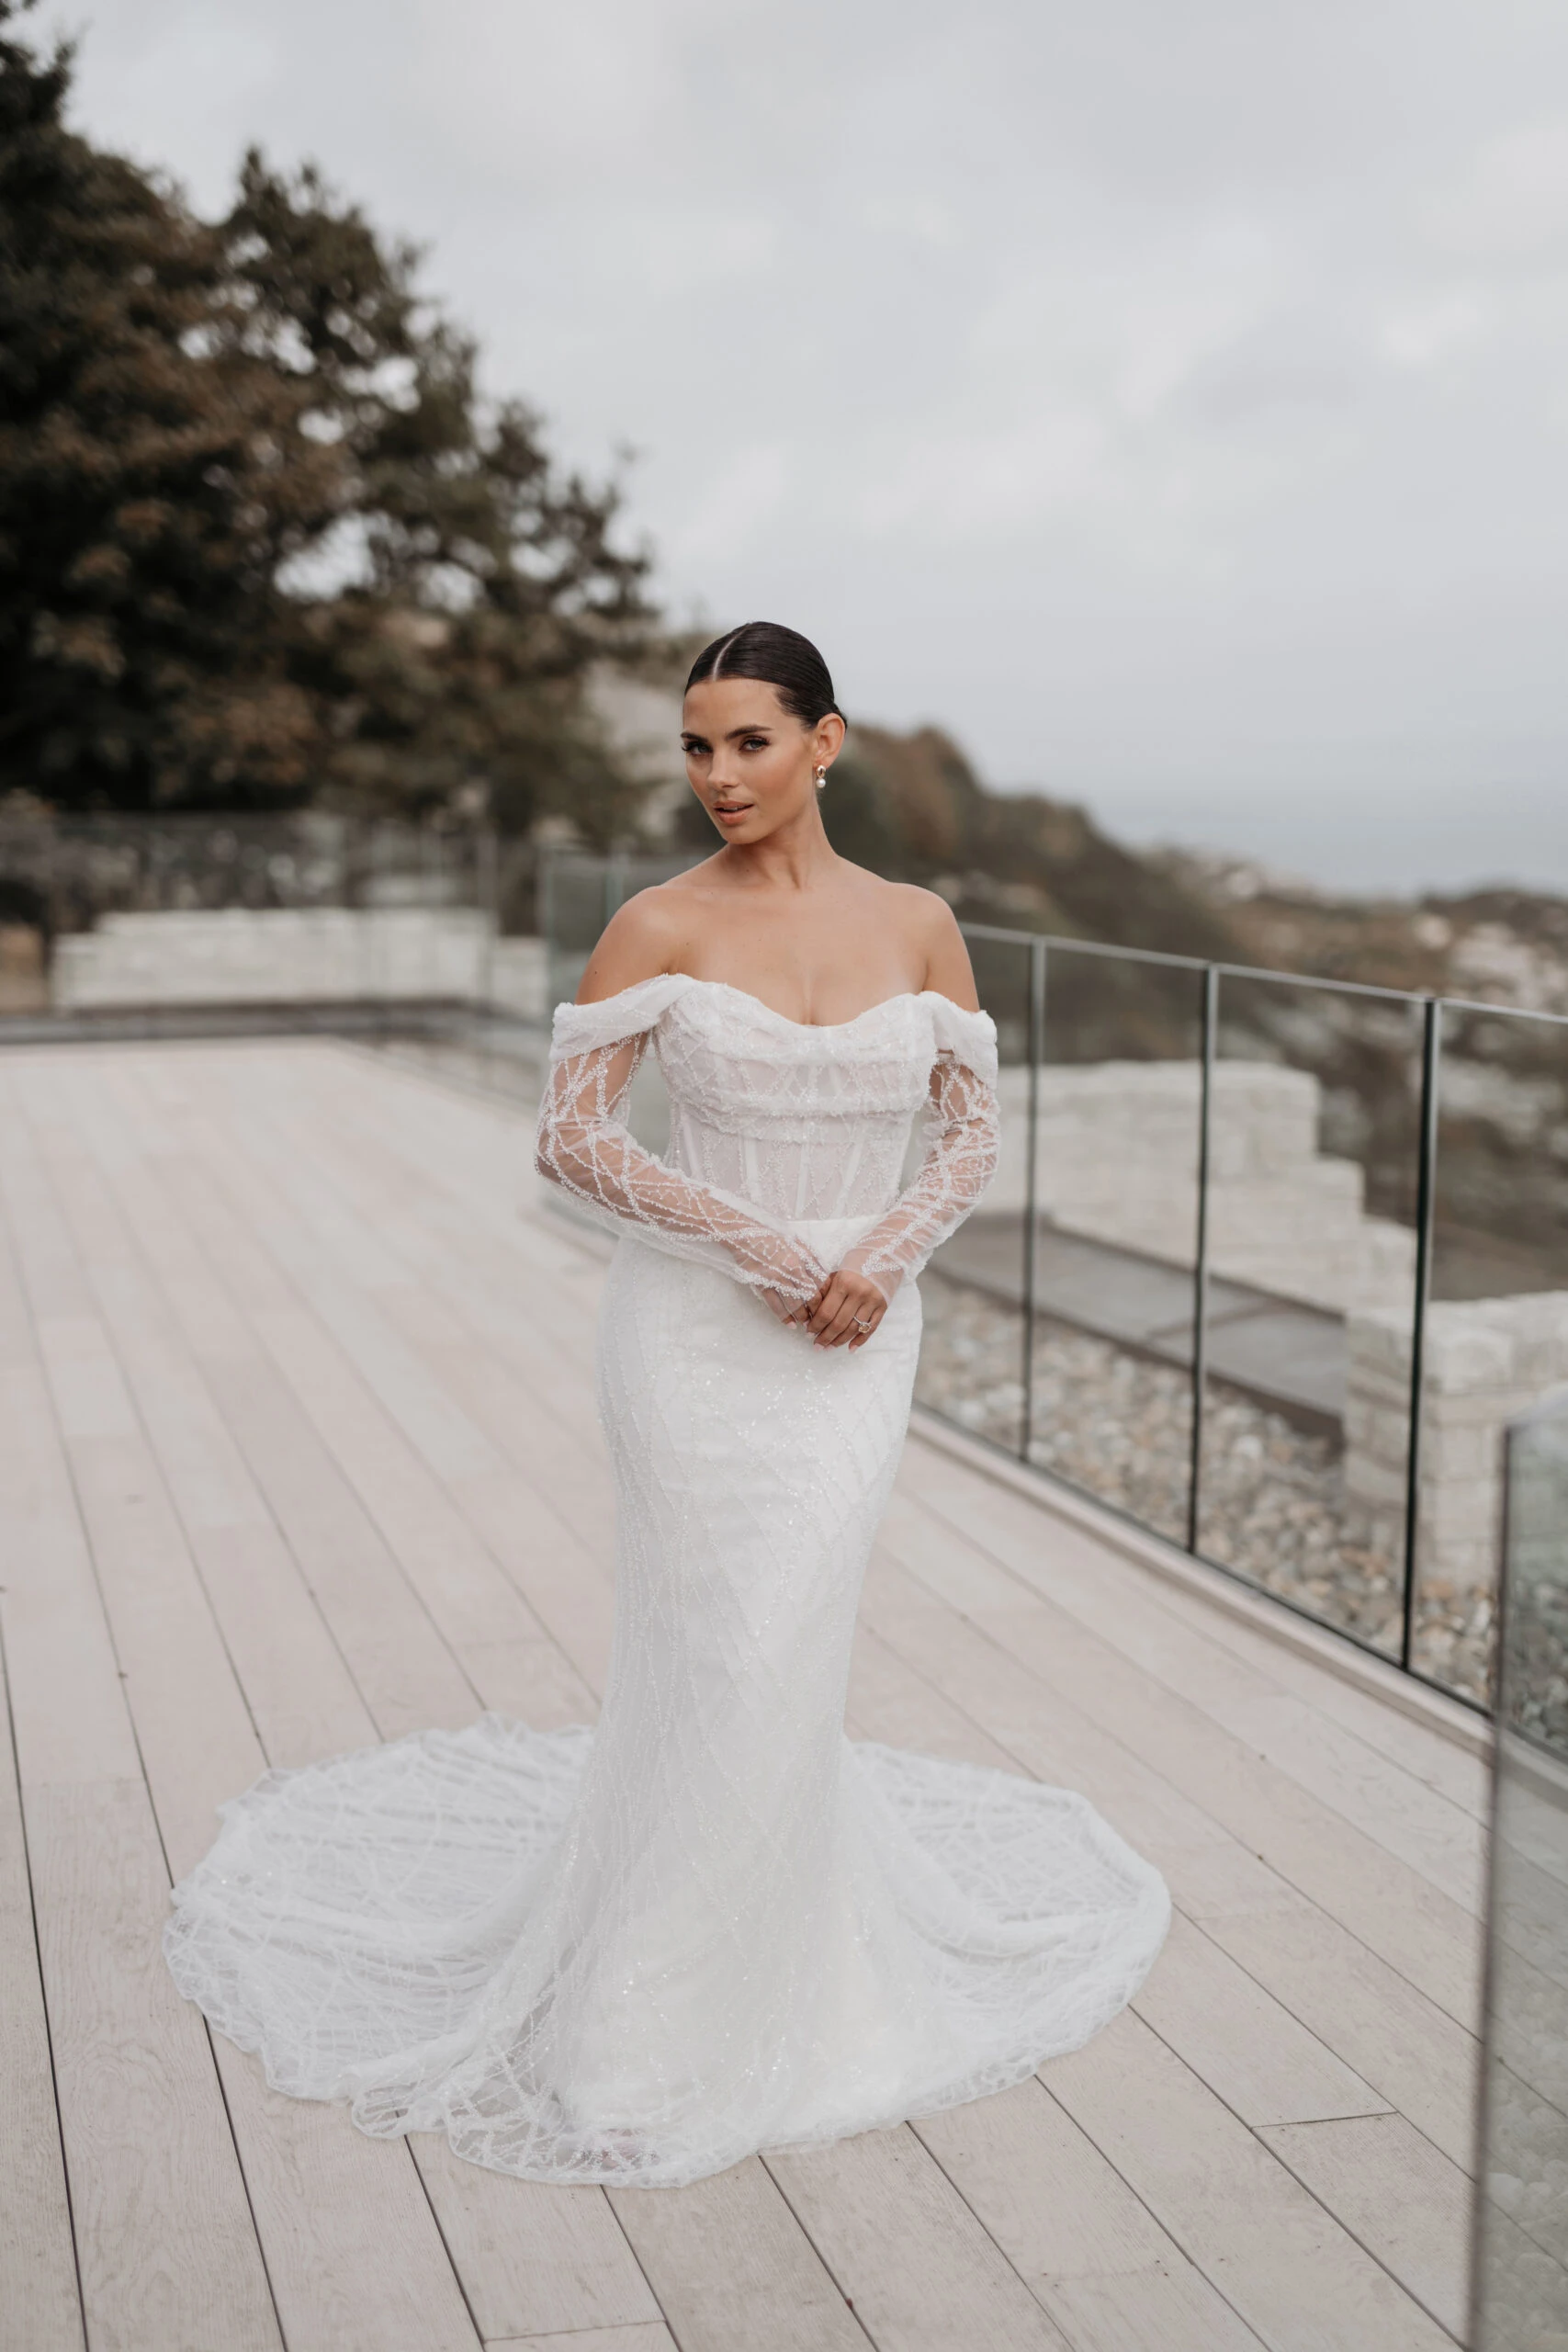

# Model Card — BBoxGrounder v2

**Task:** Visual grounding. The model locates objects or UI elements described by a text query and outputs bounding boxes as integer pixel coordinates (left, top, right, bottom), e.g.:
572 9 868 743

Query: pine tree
0 1 653 827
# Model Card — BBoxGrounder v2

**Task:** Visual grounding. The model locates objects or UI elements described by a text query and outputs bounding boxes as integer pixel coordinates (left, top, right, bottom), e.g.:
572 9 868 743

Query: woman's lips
713 804 753 823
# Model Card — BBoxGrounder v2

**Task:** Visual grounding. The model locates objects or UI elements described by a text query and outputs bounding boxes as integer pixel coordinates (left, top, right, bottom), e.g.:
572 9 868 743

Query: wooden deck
0 1036 1489 2352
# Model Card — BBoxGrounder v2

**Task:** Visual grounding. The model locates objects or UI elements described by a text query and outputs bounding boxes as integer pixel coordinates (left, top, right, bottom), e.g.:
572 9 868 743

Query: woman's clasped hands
760 1263 890 1350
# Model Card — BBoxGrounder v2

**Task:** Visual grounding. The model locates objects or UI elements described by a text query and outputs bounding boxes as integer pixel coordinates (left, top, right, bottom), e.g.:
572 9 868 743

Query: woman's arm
804 896 998 1348
536 894 829 1307
536 1029 829 1304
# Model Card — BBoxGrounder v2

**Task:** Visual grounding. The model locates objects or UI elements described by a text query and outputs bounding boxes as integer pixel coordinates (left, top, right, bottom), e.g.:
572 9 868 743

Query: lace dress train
164 976 1169 2187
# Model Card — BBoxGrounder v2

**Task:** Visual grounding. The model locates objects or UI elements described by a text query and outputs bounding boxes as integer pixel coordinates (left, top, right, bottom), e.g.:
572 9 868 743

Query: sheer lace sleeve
840 1001 1000 1304
535 981 830 1304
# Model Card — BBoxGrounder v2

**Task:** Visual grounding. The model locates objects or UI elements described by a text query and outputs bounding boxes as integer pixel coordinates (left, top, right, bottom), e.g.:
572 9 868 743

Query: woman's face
681 679 842 845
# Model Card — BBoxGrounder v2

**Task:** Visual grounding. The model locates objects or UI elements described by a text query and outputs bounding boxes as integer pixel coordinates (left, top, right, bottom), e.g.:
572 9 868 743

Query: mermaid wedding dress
164 975 1169 2188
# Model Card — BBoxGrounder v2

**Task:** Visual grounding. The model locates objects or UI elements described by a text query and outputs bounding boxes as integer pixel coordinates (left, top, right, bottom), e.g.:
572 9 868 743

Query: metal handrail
953 917 1568 1717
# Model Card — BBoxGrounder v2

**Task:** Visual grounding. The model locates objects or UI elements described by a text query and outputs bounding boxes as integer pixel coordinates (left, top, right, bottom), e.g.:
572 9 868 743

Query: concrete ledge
908 1403 1495 1760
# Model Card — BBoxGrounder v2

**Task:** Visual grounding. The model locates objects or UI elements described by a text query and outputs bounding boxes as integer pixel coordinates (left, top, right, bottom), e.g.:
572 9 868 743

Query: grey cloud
35 0 1568 889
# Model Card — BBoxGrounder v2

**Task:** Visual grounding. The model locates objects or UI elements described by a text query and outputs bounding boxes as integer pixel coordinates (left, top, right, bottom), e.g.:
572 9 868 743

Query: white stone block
51 905 504 1009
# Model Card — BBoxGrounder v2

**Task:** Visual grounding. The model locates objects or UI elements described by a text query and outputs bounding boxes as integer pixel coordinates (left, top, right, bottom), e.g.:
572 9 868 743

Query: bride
164 620 1169 2188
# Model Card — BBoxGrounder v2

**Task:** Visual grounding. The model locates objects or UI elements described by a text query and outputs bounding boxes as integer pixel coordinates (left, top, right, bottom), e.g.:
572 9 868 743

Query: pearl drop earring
815 766 827 790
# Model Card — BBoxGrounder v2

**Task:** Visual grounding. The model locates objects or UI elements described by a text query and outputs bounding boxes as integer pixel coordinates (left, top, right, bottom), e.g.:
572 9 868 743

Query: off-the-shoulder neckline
573 974 991 1035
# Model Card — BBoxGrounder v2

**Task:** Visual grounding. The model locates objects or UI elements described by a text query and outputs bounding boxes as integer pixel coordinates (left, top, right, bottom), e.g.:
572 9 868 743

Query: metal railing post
1401 997 1442 1674
1020 938 1046 1463
1186 965 1218 1555
477 826 498 1012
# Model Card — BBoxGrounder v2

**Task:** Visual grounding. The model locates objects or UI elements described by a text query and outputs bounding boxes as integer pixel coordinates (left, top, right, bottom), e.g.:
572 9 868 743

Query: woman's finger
814 1294 863 1349
847 1295 885 1348
806 1280 846 1337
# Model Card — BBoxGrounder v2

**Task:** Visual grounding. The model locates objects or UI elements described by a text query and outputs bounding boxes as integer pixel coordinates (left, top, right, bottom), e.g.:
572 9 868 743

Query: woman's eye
741 736 767 751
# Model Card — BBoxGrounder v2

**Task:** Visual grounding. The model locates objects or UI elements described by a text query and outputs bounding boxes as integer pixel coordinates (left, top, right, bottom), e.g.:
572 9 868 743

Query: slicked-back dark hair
684 622 842 729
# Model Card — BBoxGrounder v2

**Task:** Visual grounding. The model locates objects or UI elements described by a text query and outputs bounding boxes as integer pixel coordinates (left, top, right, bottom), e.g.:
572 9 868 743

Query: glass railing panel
1471 1392 1568 2349
538 846 702 1013
988 938 1204 1545
916 928 1036 1462
539 851 615 1011
1199 971 1427 1659
1423 1002 1568 1706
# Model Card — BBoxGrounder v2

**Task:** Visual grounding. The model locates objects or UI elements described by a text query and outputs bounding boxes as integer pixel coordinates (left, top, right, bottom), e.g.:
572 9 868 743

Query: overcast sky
35 0 1568 893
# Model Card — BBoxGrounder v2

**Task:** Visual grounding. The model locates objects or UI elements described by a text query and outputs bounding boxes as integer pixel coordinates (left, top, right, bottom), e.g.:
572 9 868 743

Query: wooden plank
1257 2113 1471 2338
900 1419 1493 1816
487 2328 677 2352
183 1174 607 1701
1045 2010 1455 2351
1193 1895 1479 2174
609 2159 871 2352
6 1065 487 2352
216 1049 604 1397
1105 1552 1492 1820
31 1780 282 2352
877 1483 1483 2024
239 1285 547 1654
6 1039 1494 2352
51 1053 658 2349
903 1466 1487 1902
208 2061 490 2352
1132 1910 1391 2129
209 1078 622 1569
0 1632 85 2352
34 1057 405 1706
412 2140 664 2342
913 2078 1268 2352
0 1151 280 2352
853 1549 1480 2167
197 1347 491 1740
847 1610 1392 2133
842 1602 1423 2352
764 2128 1075 2352
63 1060 490 1743
901 1461 1486 1904
144 1075 617 1689
0 1353 142 1797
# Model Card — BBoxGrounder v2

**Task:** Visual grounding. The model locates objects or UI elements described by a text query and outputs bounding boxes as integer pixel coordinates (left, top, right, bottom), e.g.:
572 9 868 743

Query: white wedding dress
164 976 1169 2188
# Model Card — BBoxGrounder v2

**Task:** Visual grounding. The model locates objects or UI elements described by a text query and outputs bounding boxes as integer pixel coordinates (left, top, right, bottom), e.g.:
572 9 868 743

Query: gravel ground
916 1272 1497 1708
1502 1578 1568 1751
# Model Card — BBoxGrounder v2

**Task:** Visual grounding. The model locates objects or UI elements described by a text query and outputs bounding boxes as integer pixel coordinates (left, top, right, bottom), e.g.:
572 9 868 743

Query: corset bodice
652 980 975 1221
536 972 1000 1307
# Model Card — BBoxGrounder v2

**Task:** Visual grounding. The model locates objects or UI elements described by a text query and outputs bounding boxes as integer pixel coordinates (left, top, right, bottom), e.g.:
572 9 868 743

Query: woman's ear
814 711 847 771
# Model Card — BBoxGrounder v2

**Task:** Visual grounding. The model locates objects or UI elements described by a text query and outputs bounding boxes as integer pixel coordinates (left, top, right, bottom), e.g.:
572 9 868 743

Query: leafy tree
0 0 653 828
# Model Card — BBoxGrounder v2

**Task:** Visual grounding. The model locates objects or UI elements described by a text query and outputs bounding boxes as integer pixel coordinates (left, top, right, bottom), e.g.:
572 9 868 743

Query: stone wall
989 1059 1416 1315
49 907 549 1018
1348 1295 1568 1594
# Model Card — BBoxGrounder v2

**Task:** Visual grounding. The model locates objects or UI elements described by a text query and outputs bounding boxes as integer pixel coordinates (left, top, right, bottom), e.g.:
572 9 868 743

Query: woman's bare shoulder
883 880 977 1008
831 868 977 1010
574 878 699 1002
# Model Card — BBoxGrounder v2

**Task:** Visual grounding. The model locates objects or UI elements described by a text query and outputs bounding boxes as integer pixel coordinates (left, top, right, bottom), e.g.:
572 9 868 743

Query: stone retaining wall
1348 1295 1568 1594
49 908 550 1019
991 1060 1416 1316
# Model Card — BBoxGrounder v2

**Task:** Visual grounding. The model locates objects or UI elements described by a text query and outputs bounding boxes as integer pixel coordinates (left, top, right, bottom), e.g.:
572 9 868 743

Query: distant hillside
669 718 1247 967
1156 847 1568 1014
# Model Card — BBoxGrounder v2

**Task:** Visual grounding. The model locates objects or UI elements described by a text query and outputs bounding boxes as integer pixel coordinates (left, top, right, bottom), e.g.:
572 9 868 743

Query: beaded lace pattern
534 976 1003 1305
164 974 1170 2188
